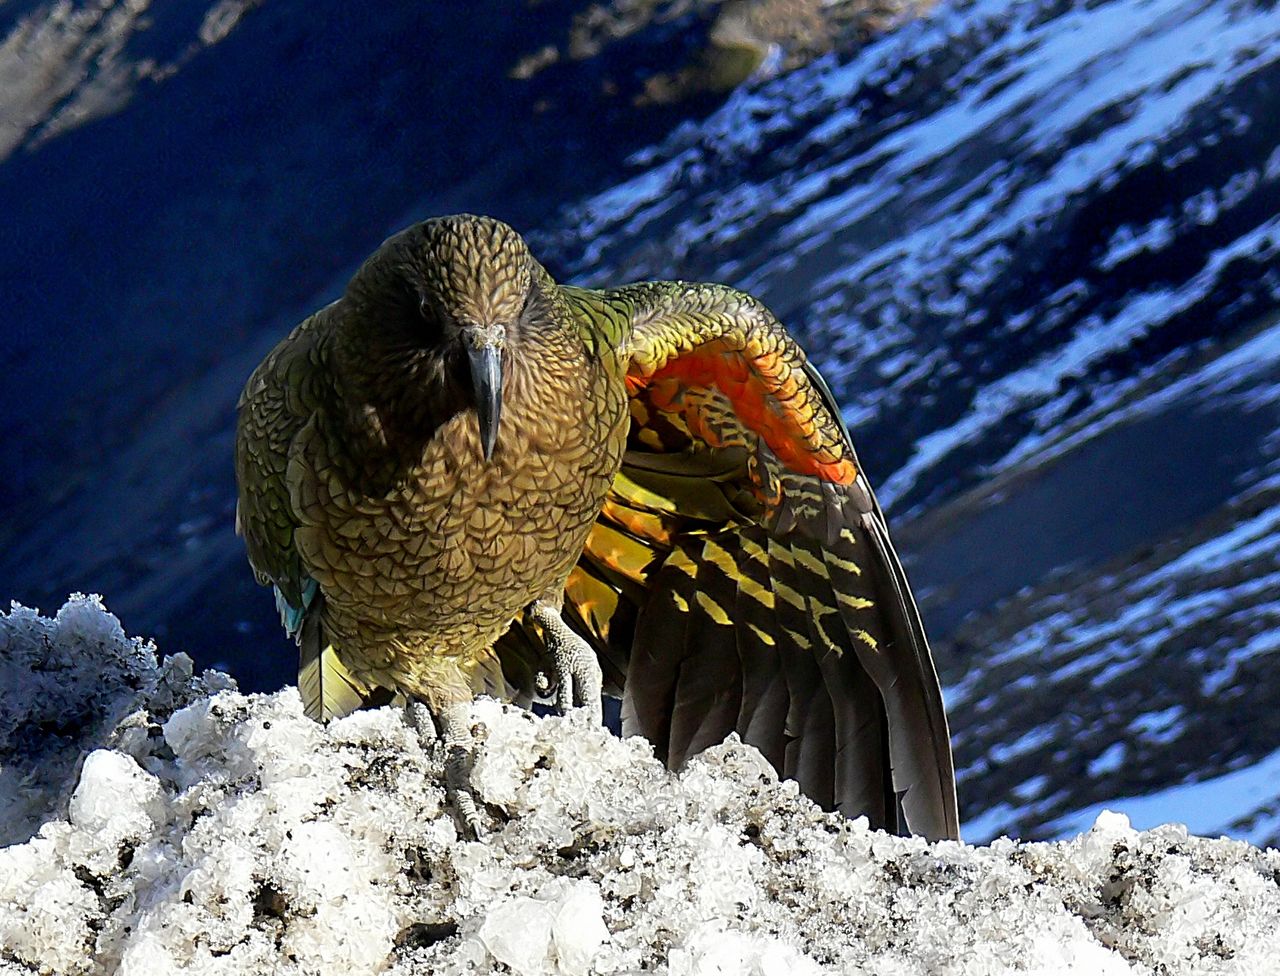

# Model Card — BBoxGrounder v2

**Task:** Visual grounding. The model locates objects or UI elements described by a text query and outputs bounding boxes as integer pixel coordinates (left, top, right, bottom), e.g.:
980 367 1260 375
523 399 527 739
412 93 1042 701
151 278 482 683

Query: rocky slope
2 0 1279 842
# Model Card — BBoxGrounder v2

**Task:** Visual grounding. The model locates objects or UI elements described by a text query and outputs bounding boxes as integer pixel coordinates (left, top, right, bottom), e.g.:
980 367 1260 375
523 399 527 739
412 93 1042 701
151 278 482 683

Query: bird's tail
295 589 371 722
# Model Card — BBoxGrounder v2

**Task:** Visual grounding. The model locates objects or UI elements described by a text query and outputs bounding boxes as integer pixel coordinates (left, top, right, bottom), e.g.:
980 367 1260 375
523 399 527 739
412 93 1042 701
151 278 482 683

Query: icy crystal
1 597 1278 975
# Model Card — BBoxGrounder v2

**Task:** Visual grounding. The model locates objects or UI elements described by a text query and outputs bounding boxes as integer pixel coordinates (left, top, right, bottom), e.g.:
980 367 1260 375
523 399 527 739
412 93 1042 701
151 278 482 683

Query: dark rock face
3 0 1279 841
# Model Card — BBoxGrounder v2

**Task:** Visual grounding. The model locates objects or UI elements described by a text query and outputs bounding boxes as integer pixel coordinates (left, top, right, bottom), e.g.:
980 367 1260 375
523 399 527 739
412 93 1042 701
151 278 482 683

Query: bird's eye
417 296 441 328
415 295 451 341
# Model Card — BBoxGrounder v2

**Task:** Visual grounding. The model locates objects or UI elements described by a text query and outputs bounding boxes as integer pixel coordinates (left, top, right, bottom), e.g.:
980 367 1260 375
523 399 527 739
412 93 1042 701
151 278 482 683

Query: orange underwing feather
626 340 859 486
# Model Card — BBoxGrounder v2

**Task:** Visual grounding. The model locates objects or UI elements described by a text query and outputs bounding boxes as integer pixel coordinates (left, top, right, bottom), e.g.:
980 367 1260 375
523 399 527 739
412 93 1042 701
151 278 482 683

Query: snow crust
0 595 232 849
3 597 1279 975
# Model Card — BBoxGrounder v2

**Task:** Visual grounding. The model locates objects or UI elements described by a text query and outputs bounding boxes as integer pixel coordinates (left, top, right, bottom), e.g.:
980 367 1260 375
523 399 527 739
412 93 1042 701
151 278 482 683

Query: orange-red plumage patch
627 344 858 486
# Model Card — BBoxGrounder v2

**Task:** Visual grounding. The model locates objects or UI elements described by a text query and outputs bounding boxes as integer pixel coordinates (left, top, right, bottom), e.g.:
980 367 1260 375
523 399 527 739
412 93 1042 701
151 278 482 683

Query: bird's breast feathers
292 355 628 634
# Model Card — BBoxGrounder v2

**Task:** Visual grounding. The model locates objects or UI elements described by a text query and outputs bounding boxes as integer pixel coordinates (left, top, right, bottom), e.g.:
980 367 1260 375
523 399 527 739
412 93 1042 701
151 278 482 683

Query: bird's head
345 214 539 461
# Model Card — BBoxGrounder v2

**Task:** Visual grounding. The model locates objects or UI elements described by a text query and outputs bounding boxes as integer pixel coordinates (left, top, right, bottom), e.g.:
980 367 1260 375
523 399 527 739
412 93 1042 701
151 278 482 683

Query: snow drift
2 597 1278 975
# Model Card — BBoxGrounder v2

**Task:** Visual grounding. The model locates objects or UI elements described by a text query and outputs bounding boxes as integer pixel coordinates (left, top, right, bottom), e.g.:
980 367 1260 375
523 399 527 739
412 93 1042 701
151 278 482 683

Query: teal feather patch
275 577 319 638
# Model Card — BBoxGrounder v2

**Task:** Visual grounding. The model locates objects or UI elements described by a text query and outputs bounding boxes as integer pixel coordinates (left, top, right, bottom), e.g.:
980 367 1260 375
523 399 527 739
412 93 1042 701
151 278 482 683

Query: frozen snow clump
0 594 232 846
2 597 1279 975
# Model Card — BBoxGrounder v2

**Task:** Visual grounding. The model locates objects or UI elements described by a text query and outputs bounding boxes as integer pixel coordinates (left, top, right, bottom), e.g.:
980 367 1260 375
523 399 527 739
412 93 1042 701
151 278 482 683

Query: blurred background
2 0 1279 845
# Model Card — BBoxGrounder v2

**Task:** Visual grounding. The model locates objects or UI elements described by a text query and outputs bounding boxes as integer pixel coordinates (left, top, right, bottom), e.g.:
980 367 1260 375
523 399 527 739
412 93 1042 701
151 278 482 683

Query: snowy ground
3 597 1278 976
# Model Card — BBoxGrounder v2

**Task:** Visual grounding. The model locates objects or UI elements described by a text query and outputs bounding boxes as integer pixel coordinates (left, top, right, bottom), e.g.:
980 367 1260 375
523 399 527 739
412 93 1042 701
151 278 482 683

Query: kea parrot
235 213 959 840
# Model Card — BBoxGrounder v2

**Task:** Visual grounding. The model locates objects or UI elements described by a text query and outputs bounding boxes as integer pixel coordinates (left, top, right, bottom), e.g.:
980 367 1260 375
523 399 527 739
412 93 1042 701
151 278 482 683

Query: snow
0 0 263 161
883 210 1280 505
3 597 1280 975
477 879 609 976
0 594 232 848
1087 742 1128 778
947 458 1280 846
1051 750 1280 847
948 468 1280 718
1129 706 1186 746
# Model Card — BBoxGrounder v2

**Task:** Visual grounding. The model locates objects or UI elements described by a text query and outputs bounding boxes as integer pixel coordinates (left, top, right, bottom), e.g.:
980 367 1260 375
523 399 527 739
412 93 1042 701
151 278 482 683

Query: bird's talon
434 702 491 839
445 744 487 839
528 600 604 727
452 790 487 840
566 702 603 728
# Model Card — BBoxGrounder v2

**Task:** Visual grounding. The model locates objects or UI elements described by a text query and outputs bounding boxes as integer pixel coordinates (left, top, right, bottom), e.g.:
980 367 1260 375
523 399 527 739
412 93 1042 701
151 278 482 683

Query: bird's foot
527 600 603 727
409 700 487 839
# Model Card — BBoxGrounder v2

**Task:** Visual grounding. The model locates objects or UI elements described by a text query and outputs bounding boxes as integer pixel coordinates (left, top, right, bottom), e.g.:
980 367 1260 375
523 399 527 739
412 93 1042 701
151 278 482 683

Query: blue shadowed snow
1050 749 1280 845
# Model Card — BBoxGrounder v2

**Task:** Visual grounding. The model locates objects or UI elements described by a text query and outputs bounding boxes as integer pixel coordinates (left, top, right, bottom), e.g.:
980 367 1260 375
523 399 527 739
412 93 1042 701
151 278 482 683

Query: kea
235 214 959 840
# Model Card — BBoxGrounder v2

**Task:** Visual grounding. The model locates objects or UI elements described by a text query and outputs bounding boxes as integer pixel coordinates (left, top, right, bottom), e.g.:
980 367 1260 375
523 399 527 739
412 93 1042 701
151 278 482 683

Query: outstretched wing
565 281 959 840
234 307 371 721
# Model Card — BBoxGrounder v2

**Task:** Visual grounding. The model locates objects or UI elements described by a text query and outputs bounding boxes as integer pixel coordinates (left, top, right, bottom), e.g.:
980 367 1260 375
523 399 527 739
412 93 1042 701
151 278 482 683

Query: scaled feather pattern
234 214 958 839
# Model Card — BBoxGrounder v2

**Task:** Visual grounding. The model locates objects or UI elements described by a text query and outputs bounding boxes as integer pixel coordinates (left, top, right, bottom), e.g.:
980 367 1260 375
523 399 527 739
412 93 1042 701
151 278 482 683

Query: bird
234 213 959 840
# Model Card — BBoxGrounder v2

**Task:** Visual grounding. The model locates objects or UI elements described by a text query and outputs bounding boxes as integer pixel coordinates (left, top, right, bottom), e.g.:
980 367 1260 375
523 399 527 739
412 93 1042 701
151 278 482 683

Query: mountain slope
2 0 1278 842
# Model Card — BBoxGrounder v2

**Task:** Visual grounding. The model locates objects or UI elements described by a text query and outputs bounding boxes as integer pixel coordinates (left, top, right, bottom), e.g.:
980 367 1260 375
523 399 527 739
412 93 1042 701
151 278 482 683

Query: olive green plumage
235 213 959 840
236 216 630 718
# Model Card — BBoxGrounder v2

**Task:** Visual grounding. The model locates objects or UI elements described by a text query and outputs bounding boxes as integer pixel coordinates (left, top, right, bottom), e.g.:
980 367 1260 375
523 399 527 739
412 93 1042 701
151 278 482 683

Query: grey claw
528 601 603 726
445 740 486 840
535 670 553 698
416 700 488 839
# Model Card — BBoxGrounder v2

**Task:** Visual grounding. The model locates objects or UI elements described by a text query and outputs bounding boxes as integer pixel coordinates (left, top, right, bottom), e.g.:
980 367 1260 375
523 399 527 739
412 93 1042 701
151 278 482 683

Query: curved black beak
466 342 503 461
